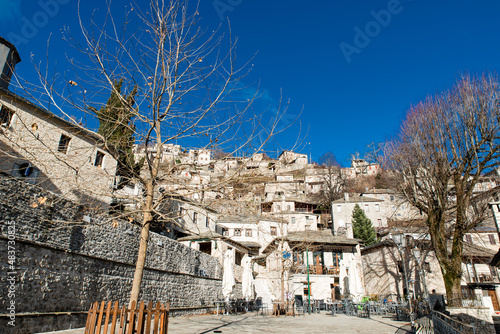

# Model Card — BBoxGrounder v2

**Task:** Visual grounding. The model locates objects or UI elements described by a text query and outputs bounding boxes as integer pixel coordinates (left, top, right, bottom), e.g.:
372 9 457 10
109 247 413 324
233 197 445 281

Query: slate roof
361 238 496 259
332 194 383 203
177 232 250 251
262 230 359 253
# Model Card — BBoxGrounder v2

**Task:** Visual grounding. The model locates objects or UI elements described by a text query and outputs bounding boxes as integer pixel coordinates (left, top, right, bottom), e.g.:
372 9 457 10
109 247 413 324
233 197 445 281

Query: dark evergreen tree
89 79 143 186
351 203 377 245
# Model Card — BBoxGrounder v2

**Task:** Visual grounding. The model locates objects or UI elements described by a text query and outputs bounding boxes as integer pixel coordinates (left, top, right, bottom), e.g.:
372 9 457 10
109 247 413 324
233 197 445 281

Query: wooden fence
84 301 169 334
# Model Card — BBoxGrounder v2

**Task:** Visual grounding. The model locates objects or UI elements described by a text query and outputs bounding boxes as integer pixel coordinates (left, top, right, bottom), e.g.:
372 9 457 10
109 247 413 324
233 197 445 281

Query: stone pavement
39 312 413 334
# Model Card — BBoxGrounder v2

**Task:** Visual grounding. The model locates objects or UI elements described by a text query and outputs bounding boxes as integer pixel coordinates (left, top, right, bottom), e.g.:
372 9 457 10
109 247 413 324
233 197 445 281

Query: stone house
278 150 308 166
0 88 118 207
341 158 380 179
177 232 249 282
166 197 220 238
261 198 322 232
188 149 211 165
0 37 119 206
362 233 500 317
216 214 283 256
260 230 364 304
331 192 425 233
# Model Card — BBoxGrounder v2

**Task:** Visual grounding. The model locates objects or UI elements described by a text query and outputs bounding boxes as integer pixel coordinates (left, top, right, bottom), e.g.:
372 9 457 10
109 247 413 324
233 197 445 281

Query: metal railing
467 274 500 284
290 265 340 275
446 294 483 308
432 311 475 334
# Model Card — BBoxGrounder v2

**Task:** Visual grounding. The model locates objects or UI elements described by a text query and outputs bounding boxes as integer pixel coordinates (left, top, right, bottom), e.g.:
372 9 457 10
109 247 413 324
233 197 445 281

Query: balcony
291 265 340 275
466 273 500 284
295 208 312 213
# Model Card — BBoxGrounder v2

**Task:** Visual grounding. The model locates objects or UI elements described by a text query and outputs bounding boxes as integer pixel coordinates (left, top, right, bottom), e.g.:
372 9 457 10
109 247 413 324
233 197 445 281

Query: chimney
0 37 21 90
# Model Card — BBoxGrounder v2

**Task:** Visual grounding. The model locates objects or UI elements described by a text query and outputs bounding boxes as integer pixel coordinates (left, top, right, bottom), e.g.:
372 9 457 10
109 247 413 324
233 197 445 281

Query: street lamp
391 232 413 328
412 247 420 262
412 246 430 303
391 232 406 248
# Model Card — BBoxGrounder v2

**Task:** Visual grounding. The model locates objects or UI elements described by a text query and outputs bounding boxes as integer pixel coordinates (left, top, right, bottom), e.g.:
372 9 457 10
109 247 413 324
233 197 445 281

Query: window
277 204 281 211
390 195 395 201
465 235 472 243
489 234 496 245
12 162 39 184
199 242 211 255
375 204 380 212
337 205 342 212
364 204 369 212
245 229 252 237
58 134 71 154
270 226 277 236
222 228 228 236
303 285 309 296
234 228 241 236
490 265 498 277
205 217 209 228
193 212 198 223
235 251 243 266
0 105 14 127
377 219 382 227
293 252 304 266
287 205 291 211
94 151 105 167
291 217 296 224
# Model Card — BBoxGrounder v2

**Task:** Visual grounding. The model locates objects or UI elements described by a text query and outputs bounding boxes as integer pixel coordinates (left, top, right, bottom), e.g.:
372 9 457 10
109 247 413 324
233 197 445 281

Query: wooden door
488 290 500 311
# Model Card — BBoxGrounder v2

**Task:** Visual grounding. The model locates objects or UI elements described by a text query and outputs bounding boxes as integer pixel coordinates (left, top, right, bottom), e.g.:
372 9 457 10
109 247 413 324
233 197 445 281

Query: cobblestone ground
39 312 413 334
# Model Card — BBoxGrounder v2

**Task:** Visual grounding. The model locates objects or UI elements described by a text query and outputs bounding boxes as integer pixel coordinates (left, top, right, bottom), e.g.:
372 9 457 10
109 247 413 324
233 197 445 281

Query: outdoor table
214 300 226 315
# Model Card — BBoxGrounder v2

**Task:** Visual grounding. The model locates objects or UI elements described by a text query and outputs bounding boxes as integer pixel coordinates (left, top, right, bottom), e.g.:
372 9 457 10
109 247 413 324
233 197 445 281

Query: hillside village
2 21 500 334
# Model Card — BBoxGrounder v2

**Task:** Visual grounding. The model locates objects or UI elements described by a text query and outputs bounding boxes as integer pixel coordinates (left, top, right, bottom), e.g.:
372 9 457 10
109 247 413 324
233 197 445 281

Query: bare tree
10 0 294 306
316 152 345 208
384 73 500 303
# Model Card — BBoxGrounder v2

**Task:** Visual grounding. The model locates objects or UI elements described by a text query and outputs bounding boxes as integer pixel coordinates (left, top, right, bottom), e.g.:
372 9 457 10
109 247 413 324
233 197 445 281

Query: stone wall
0 173 241 333
447 307 496 334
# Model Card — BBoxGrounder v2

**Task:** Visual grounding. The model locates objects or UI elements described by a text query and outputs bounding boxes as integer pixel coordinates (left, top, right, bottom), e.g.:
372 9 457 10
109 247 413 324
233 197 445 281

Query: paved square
39 312 412 334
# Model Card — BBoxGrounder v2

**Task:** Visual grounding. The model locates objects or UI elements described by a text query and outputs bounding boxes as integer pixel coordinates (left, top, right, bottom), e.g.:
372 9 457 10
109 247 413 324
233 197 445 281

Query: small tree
88 79 143 186
352 204 376 245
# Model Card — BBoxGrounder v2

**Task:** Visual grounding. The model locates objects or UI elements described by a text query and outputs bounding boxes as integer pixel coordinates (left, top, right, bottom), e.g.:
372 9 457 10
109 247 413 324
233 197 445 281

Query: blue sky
1 0 500 166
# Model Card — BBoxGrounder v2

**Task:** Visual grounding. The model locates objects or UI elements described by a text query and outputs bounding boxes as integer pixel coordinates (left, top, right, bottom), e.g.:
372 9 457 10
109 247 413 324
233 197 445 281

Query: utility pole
306 246 311 314
280 217 285 304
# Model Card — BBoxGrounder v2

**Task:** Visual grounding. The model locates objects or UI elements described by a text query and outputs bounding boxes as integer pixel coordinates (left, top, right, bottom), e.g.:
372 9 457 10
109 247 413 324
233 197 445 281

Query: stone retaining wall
447 307 496 334
0 173 241 333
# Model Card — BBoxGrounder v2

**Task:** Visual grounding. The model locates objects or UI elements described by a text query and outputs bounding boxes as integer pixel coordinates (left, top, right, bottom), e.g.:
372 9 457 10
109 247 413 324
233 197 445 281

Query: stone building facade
0 88 118 206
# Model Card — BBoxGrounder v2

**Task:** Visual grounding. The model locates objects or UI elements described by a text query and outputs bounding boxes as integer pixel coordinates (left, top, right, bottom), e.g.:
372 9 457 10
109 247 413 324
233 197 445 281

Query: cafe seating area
212 296 430 325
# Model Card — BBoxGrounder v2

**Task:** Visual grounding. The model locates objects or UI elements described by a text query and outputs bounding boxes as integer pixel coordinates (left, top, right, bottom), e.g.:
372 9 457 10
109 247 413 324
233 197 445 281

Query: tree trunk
442 266 463 308
129 181 154 307
427 209 464 308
